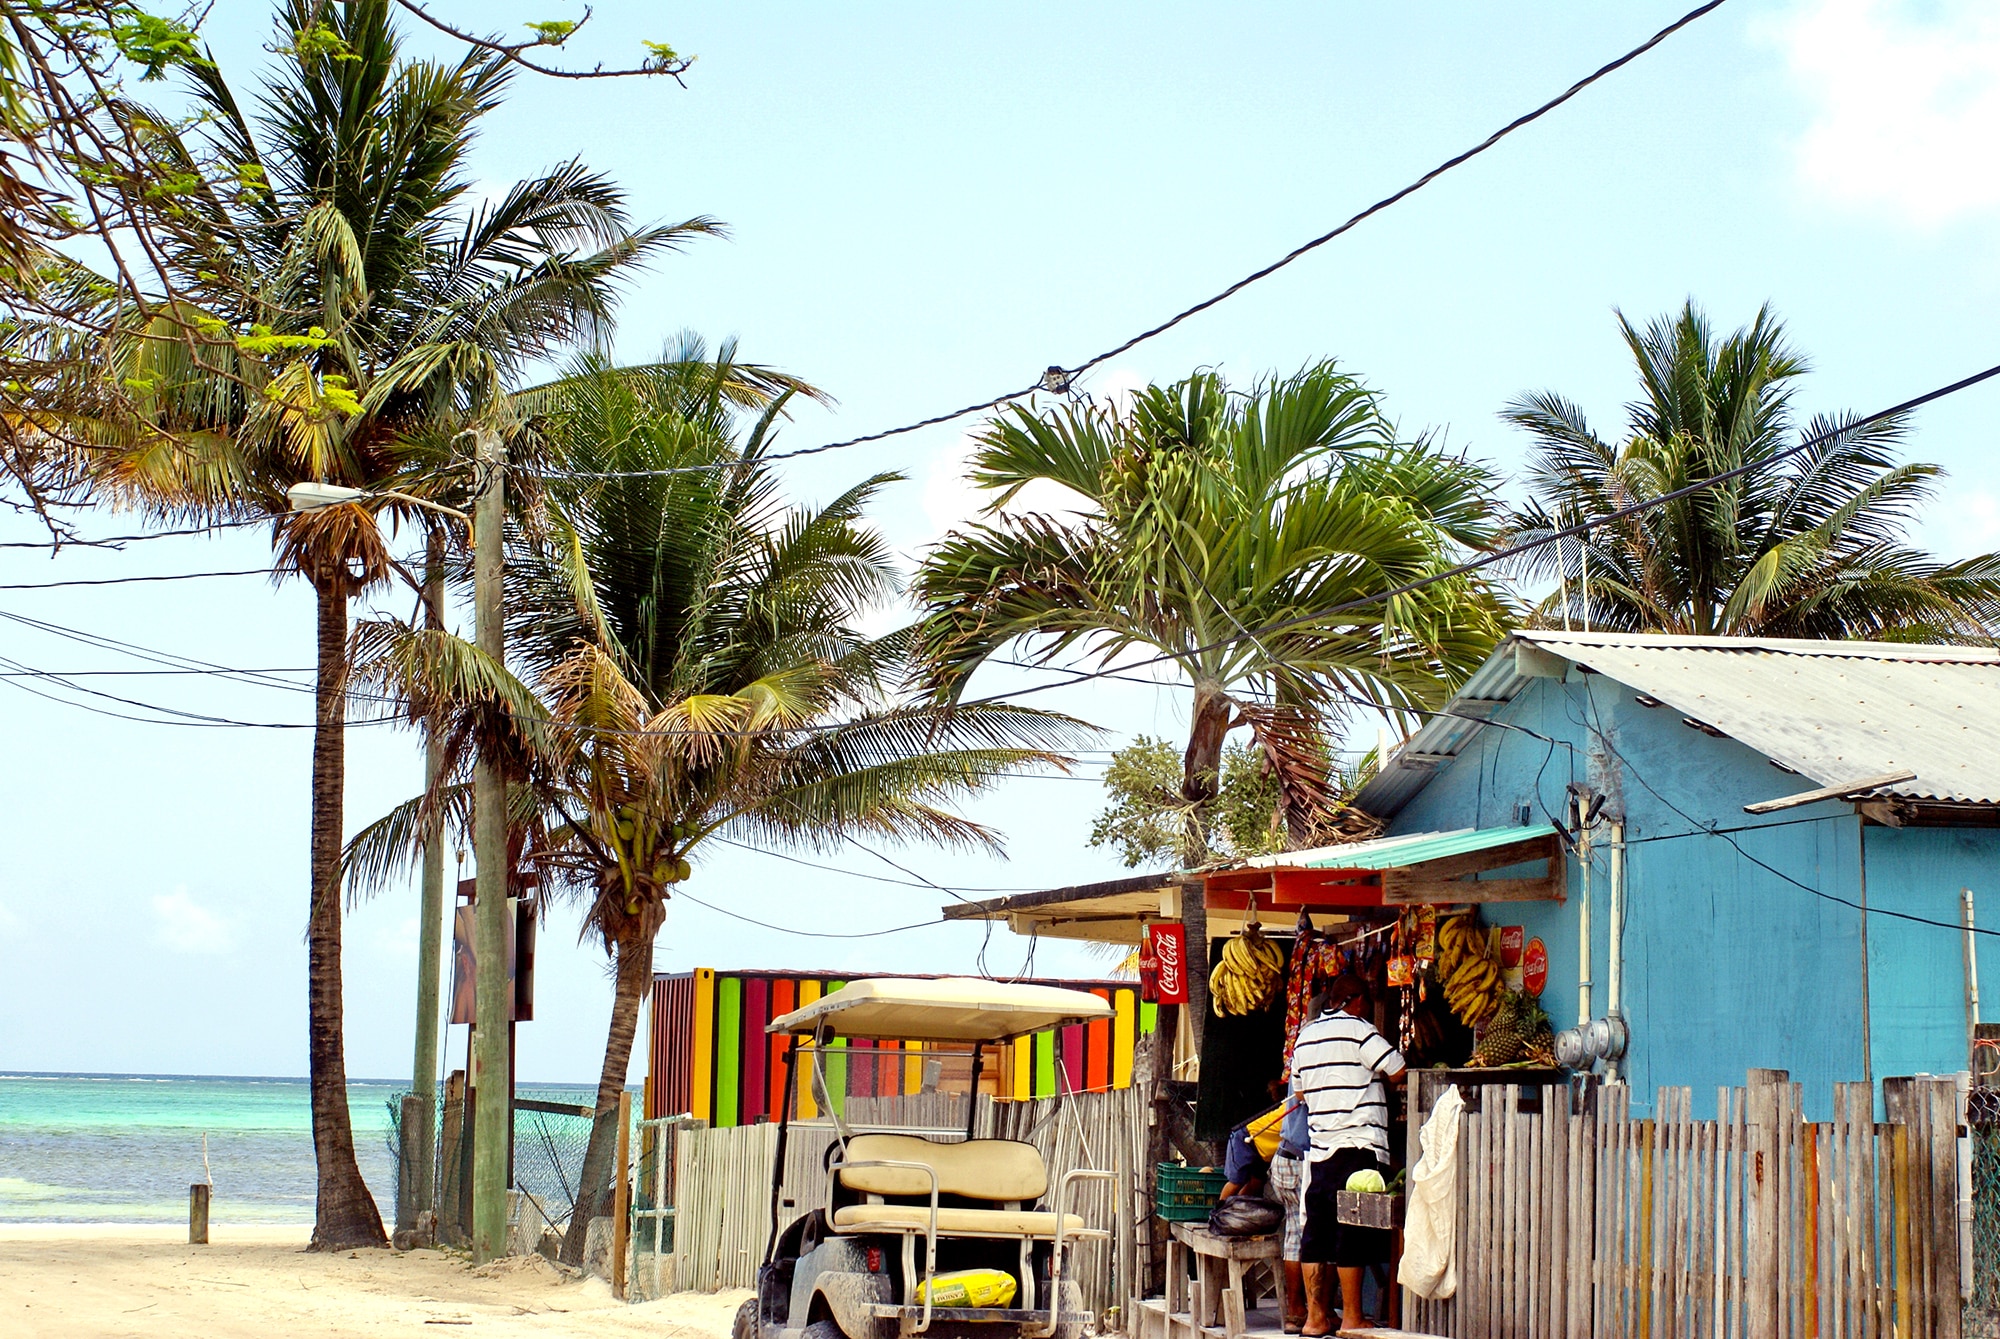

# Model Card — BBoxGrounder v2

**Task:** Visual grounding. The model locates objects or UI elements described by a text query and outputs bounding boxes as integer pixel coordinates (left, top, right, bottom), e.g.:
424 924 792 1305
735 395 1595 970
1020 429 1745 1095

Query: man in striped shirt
1290 972 1405 1335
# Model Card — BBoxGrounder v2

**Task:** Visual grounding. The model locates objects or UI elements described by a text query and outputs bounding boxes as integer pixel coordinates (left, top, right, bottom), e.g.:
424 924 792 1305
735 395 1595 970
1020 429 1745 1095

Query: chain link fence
1973 1086 1999 1339
386 1087 613 1248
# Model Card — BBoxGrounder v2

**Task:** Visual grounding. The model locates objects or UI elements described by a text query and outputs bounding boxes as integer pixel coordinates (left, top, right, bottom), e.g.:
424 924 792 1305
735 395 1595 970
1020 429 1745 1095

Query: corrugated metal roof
1353 631 2000 818
1235 823 1558 870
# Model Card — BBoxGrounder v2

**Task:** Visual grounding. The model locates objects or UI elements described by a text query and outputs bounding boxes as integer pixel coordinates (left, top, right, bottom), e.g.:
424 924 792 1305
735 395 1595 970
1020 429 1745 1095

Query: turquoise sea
0 1072 410 1224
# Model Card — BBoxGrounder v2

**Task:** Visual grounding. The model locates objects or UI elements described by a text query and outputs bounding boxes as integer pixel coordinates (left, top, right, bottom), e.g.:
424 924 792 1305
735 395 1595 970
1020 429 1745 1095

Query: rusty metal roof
1354 631 2000 818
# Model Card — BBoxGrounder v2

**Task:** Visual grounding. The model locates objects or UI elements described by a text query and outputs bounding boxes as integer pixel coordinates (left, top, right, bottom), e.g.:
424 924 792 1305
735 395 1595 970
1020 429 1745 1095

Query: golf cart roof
766 977 1115 1042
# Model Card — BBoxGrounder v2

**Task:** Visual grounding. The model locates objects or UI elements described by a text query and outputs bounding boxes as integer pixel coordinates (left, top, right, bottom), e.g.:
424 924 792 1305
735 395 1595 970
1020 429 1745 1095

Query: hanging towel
1396 1085 1465 1299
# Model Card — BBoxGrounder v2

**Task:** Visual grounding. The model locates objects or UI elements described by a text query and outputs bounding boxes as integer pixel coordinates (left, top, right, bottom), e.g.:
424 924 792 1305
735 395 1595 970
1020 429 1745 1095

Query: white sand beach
0 1225 747 1339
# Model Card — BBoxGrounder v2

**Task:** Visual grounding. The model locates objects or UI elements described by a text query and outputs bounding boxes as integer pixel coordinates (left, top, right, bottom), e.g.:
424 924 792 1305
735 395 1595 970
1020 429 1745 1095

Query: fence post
612 1090 633 1299
439 1069 467 1245
1746 1069 1787 1339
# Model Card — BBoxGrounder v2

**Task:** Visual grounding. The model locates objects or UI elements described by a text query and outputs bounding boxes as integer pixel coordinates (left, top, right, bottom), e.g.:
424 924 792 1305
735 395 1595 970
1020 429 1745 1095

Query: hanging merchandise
1434 912 1502 1028
1281 912 1348 1067
1210 919 1284 1016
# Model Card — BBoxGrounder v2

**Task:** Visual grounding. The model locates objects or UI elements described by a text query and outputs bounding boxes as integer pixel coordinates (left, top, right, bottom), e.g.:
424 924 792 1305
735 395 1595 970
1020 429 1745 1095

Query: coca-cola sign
1148 923 1188 1004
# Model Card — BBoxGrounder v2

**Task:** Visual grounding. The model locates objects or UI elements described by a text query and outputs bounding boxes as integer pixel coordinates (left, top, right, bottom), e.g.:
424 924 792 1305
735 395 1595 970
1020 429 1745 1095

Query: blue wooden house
1350 631 2000 1109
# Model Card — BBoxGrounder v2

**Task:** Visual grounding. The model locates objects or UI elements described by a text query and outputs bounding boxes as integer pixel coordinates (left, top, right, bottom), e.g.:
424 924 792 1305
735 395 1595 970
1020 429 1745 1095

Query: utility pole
408 530 448 1230
470 430 511 1262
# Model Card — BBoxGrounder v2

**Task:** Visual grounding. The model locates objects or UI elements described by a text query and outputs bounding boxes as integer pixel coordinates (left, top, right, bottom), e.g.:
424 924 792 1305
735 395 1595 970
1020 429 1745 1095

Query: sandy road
0 1224 748 1339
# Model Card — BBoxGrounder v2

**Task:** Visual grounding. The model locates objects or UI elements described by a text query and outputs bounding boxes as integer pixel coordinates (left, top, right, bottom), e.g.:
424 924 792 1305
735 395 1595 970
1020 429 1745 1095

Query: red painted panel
743 976 769 1119
1061 1023 1083 1095
768 978 796 1121
1086 988 1111 1093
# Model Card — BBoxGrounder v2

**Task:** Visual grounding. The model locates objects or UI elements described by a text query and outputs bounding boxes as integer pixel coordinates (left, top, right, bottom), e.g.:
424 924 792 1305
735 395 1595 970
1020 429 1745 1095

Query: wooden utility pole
407 532 449 1232
470 430 511 1262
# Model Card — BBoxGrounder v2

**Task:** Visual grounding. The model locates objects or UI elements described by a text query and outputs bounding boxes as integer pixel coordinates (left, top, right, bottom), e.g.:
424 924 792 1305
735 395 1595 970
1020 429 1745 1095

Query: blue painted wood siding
1386 670 1998 1116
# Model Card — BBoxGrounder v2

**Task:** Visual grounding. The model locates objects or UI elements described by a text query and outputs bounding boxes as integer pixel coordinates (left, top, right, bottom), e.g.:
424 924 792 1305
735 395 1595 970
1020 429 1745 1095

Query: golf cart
734 977 1117 1339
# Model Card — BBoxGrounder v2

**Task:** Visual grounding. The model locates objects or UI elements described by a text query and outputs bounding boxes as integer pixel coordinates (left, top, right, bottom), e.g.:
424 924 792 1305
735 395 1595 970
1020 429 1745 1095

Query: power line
530 1 1729 482
0 655 389 729
0 567 270 590
0 516 275 550
1573 685 2000 940
673 887 944 940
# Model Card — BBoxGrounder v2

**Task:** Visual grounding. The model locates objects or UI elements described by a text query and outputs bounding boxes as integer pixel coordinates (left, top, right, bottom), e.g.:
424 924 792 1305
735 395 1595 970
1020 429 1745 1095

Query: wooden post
439 1069 467 1245
188 1182 210 1244
611 1090 633 1299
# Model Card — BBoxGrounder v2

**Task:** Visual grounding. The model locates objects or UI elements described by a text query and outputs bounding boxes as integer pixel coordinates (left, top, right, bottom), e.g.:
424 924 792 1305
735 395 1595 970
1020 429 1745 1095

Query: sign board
449 896 537 1024
1522 936 1548 997
1499 925 1524 968
1148 923 1188 1004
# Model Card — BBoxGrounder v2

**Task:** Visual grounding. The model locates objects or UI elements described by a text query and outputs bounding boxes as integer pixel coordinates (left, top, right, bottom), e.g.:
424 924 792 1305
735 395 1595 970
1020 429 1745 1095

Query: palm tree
347 343 1088 1262
75 0 703 1249
913 363 1509 868
1500 301 2000 640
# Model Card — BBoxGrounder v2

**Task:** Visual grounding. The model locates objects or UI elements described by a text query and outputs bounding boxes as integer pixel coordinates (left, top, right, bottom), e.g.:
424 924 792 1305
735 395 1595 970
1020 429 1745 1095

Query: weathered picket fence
662 1085 1148 1320
1404 1070 1973 1339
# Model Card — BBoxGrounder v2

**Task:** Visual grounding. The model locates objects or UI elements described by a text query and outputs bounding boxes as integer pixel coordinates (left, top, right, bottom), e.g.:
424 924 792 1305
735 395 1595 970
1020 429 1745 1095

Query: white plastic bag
1396 1085 1464 1298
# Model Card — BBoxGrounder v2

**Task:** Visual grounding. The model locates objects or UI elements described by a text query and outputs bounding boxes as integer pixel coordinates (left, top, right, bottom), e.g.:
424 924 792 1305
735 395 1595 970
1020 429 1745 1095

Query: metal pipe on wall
1607 821 1624 1020
1577 826 1593 1028
1964 887 1981 1066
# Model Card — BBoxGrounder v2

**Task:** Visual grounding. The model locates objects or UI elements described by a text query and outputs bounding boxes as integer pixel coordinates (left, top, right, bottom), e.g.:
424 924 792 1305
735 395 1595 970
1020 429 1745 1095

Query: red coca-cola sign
1522 936 1548 996
1148 923 1188 1004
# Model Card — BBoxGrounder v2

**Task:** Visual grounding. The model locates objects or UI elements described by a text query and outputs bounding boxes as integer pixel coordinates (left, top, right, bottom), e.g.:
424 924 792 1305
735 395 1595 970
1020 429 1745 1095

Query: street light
286 481 468 523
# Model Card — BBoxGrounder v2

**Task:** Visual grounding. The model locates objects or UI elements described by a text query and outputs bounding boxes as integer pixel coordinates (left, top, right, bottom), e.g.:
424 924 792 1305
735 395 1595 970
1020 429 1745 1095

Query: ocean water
0 1072 410 1224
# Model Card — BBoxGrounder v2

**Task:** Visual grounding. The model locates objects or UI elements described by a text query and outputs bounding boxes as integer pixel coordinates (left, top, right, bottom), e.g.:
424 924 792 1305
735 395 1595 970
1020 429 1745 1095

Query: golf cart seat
830 1134 1100 1240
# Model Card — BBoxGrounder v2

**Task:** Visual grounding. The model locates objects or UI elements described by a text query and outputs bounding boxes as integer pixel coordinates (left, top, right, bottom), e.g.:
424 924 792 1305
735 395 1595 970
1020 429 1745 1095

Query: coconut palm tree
74 0 703 1248
346 343 1088 1262
913 363 1509 868
1500 301 2000 640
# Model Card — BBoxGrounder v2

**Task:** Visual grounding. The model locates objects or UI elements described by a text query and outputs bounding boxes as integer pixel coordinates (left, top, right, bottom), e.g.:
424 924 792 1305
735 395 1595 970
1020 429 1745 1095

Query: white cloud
1764 0 2000 228
151 887 235 955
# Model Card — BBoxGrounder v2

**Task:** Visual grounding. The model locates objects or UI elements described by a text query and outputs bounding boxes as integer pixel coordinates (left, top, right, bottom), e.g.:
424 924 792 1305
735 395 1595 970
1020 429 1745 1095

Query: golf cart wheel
802 1321 846 1339
733 1297 759 1339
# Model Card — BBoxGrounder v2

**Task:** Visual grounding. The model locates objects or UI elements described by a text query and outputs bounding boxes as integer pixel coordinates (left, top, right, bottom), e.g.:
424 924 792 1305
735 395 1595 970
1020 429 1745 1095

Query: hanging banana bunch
1210 922 1286 1016
1434 913 1502 1028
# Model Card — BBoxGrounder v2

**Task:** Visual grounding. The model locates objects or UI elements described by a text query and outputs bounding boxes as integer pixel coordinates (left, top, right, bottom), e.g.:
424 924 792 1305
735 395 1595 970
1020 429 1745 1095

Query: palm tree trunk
1180 681 1235 864
308 577 388 1250
559 931 656 1266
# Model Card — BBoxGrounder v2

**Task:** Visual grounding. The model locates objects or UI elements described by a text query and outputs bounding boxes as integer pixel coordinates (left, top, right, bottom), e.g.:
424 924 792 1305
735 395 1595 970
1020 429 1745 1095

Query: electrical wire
0 567 271 590
672 887 946 939
715 838 1051 894
0 516 276 549
1572 679 2000 939
0 654 390 729
529 1 1729 482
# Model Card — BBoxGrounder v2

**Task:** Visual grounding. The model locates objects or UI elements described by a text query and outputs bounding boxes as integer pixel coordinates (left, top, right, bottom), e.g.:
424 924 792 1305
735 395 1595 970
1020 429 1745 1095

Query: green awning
1235 824 1559 871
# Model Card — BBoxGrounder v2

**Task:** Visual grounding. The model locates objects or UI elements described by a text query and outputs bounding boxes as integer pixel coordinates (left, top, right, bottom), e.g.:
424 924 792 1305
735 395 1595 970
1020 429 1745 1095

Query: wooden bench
1164 1220 1286 1339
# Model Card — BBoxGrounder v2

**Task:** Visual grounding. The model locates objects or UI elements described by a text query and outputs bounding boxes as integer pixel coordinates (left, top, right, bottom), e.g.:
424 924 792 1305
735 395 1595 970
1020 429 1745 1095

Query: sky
3 0 1999 1087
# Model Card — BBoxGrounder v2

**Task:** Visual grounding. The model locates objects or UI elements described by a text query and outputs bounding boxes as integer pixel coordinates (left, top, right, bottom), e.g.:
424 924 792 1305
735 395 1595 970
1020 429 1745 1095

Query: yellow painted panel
690 968 716 1123
1113 989 1136 1089
1012 1033 1031 1100
796 979 822 1119
905 1039 923 1094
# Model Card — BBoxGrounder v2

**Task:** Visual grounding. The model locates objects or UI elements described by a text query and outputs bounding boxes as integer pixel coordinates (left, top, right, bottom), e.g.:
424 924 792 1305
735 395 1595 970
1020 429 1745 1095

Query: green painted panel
1033 1029 1055 1099
1139 1000 1157 1035
823 981 847 1115
716 976 741 1128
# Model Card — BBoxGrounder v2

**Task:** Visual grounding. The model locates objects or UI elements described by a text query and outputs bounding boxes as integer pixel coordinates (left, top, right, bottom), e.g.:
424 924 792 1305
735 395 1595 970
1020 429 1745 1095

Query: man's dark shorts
1298 1146 1392 1267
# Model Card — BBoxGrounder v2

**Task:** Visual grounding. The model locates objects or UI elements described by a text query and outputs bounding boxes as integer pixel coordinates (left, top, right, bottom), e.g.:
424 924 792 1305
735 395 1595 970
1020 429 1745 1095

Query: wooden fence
662 1086 1148 1320
1404 1070 1972 1339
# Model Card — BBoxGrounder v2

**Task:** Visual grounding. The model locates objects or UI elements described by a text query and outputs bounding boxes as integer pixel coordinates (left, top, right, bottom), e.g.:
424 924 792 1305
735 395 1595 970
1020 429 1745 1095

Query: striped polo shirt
1290 1008 1405 1160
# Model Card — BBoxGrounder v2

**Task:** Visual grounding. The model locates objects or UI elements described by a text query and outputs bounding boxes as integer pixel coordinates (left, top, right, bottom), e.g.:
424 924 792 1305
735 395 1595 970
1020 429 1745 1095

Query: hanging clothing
1281 933 1347 1071
1397 1086 1466 1299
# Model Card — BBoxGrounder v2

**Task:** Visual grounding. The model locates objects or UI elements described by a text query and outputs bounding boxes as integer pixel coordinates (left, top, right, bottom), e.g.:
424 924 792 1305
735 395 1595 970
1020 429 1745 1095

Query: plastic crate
1154 1162 1227 1221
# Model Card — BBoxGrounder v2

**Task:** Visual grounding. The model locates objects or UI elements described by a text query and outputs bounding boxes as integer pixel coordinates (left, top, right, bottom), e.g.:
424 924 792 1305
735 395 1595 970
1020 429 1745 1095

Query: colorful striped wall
647 970 1156 1124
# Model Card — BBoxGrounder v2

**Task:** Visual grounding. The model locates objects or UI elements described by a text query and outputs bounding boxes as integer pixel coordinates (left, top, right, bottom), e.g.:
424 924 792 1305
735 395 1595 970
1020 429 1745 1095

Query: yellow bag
917 1268 1019 1309
1245 1098 1294 1161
